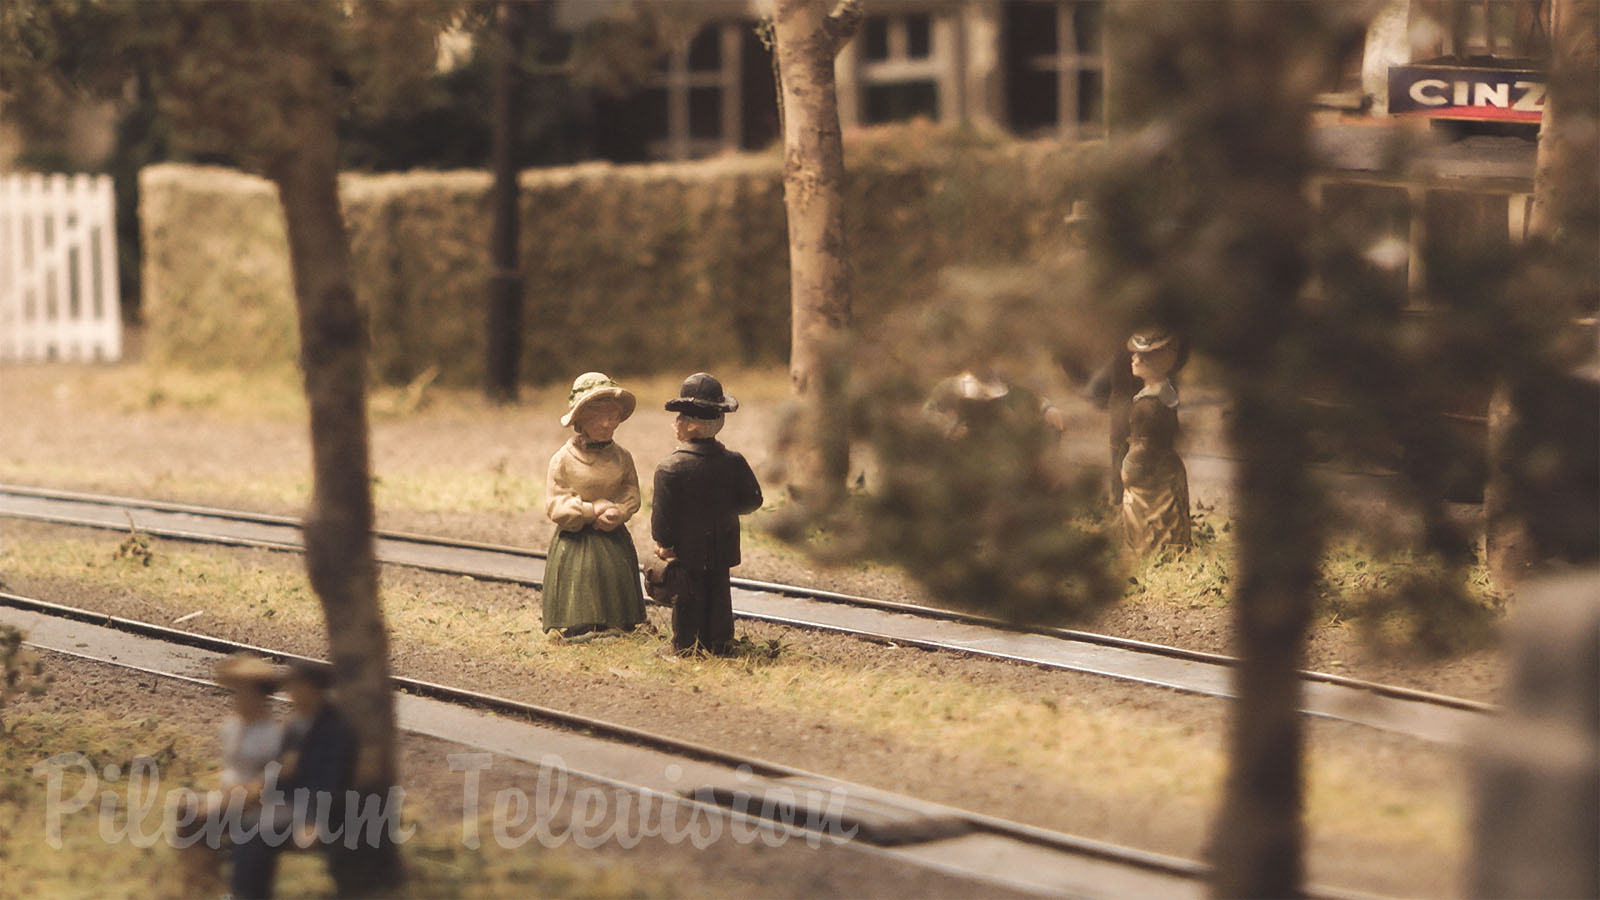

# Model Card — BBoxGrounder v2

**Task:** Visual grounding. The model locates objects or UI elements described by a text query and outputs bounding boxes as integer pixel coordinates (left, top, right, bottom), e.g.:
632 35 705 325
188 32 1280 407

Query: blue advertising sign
1388 63 1544 122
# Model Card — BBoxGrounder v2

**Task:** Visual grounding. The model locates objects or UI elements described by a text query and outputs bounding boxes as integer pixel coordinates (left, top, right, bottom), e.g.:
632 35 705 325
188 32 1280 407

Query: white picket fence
0 173 123 362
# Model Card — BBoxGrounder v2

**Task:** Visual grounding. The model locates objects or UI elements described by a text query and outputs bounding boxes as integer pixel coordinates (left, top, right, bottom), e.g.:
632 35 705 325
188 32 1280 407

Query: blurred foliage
1083 0 1593 642
1 0 458 321
1324 551 1501 659
775 0 1593 660
771 265 1123 625
1121 500 1504 659
1 0 455 168
0 0 672 323
0 626 52 732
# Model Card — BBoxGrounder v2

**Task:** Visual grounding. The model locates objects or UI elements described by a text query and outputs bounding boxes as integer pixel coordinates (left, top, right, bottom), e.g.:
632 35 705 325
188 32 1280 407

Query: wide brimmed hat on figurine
560 372 637 427
950 370 1010 402
665 372 739 419
215 653 282 689
1127 330 1178 353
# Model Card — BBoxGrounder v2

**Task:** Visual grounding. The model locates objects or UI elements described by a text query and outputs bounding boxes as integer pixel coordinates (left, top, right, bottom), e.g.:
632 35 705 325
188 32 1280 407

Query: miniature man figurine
651 373 764 656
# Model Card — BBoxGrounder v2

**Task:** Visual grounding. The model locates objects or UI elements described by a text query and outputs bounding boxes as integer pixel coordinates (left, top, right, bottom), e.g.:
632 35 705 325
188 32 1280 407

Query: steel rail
0 483 1495 723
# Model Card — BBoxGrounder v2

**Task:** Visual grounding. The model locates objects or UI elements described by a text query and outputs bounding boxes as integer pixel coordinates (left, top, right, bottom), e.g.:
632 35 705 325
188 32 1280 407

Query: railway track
3 589 1202 898
2 588 1389 900
0 483 1492 744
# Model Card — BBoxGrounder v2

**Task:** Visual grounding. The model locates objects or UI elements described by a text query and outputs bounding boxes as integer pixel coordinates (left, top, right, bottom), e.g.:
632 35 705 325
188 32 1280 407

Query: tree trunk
1210 387 1320 898
486 0 529 403
1486 0 1599 591
772 0 860 508
1484 384 1533 588
1203 4 1326 894
269 48 399 895
1107 345 1135 505
1528 0 1599 243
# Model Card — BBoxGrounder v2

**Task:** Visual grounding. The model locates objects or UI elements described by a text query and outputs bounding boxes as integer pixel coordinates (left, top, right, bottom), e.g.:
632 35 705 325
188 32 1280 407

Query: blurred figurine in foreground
232 659 360 900
179 653 284 895
1120 330 1191 553
543 373 647 640
650 373 763 656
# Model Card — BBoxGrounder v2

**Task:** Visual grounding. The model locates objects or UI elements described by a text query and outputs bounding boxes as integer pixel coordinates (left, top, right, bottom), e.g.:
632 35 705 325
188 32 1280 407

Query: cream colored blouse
545 437 642 532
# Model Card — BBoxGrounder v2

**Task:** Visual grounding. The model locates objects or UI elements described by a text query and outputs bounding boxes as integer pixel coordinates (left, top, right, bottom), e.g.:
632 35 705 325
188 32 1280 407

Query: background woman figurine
1121 331 1192 553
543 372 647 639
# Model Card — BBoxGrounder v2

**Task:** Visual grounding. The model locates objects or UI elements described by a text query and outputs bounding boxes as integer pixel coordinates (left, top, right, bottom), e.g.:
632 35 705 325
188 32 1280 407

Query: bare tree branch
824 0 863 56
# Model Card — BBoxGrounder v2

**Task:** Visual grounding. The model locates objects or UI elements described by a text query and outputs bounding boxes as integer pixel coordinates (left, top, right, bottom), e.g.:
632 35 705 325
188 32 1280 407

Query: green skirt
542 526 647 631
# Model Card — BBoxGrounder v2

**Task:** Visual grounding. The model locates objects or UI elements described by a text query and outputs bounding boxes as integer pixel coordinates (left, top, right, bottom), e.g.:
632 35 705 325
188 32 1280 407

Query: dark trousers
672 567 735 654
231 835 368 899
230 833 279 900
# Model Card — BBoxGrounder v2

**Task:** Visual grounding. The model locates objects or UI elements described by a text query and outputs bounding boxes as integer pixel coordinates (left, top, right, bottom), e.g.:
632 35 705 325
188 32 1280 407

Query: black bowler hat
284 659 335 690
665 372 739 419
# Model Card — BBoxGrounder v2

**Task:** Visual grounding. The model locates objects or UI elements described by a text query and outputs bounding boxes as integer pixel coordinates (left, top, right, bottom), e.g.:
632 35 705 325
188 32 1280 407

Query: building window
1004 1 1105 141
857 12 945 124
866 81 939 123
1319 181 1415 305
1315 178 1533 307
646 21 749 160
592 20 777 163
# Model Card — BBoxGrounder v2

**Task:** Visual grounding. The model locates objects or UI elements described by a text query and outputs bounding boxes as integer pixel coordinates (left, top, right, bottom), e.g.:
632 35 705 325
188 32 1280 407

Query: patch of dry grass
0 707 665 899
1125 503 1502 656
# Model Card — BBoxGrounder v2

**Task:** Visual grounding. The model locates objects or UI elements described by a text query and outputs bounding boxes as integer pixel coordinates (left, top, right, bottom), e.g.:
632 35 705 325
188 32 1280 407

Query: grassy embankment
0 709 663 899
0 528 1466 864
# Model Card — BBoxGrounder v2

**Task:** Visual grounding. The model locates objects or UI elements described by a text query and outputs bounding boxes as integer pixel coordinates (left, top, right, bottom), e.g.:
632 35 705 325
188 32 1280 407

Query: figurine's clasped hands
654 543 676 561
592 500 625 532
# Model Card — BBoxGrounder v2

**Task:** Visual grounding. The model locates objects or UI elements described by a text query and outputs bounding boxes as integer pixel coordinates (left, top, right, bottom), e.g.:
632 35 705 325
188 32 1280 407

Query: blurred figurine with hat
233 657 363 900
213 653 285 806
177 653 284 895
543 372 648 640
923 365 1066 442
651 373 764 655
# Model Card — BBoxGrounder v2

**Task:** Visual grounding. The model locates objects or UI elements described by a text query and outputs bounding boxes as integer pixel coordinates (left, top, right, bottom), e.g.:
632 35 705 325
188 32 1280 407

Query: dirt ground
0 359 1501 896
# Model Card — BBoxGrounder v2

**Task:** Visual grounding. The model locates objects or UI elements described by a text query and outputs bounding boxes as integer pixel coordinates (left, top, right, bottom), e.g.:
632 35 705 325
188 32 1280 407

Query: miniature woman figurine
1121 331 1191 553
543 372 647 639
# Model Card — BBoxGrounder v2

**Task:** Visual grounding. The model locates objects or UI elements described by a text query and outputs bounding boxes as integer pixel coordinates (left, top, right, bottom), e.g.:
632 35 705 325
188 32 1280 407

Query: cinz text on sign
1388 63 1544 123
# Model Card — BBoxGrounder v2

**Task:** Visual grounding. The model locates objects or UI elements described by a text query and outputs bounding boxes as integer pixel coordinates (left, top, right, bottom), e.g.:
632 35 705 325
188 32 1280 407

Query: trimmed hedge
140 125 1093 386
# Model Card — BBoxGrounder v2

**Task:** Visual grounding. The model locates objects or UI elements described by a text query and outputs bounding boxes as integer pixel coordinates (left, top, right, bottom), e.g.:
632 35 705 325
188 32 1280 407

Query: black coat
651 439 763 571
